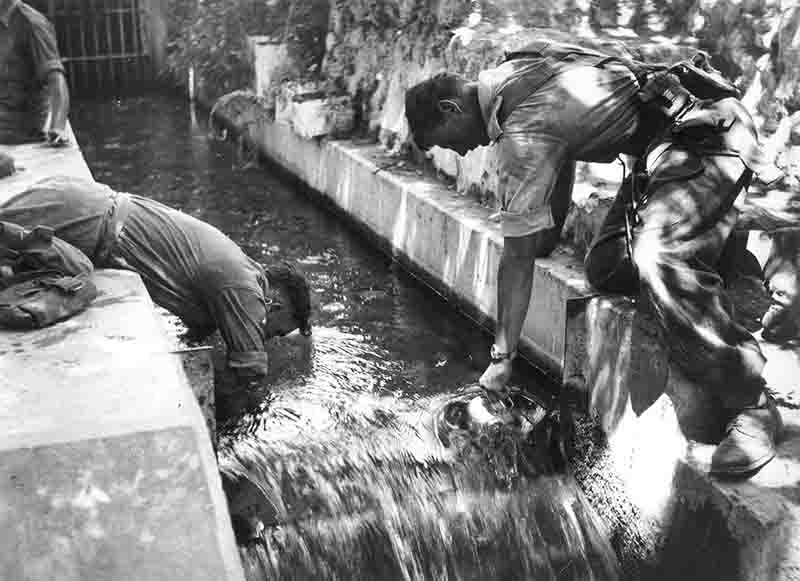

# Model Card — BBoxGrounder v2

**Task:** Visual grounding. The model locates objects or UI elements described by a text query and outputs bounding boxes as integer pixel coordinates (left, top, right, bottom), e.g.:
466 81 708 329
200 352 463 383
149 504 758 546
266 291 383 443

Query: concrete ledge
565 294 800 579
0 125 93 197
0 131 243 580
0 270 244 581
218 109 800 580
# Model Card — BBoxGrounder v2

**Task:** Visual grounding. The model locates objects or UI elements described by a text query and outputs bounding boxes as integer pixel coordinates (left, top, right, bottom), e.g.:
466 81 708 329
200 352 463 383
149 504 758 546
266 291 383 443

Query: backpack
500 41 740 123
0 270 98 330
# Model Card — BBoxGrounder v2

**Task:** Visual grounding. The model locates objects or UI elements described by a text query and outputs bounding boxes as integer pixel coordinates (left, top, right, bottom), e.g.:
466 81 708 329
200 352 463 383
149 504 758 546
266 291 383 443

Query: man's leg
632 147 781 476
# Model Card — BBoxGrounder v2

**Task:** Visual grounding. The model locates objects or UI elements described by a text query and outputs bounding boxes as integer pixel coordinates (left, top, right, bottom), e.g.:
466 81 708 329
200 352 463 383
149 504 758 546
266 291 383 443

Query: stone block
0 270 244 580
291 94 355 140
274 80 323 125
0 428 231 581
248 36 290 105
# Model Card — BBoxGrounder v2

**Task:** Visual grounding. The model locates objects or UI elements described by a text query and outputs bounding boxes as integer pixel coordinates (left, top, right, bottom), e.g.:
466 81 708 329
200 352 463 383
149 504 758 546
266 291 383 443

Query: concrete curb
0 130 244 581
215 106 800 580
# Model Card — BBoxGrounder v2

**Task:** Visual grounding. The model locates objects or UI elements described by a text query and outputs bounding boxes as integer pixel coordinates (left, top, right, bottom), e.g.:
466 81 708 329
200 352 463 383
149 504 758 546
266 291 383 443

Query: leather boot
710 394 782 477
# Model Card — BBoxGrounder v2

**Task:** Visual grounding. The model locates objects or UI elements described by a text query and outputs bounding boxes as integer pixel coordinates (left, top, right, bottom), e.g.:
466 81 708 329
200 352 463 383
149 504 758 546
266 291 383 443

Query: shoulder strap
503 40 608 63
497 41 652 127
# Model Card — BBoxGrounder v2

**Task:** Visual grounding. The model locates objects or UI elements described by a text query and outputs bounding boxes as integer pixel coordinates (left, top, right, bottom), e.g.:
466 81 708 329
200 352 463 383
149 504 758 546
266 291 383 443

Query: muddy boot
710 394 782 477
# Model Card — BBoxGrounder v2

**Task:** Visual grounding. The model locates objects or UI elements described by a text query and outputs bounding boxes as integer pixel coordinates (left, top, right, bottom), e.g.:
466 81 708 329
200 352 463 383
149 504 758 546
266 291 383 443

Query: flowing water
71 95 621 581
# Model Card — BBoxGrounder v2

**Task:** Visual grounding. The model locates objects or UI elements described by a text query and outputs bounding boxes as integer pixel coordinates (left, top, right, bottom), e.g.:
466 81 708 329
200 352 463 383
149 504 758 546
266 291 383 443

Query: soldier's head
405 73 489 156
263 262 312 338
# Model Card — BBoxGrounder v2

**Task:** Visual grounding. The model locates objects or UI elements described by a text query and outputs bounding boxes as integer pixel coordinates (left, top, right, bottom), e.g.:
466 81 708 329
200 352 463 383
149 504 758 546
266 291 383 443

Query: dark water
71 95 620 580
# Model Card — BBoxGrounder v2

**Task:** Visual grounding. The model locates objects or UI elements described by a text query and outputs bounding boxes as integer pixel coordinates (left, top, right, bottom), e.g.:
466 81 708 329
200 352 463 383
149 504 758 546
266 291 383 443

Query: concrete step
0 269 244 581
214 106 800 580
0 131 244 581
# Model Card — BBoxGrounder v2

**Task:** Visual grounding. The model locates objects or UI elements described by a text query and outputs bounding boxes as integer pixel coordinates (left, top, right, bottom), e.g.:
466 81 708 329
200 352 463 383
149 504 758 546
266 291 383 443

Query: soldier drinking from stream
405 40 786 478
0 175 312 385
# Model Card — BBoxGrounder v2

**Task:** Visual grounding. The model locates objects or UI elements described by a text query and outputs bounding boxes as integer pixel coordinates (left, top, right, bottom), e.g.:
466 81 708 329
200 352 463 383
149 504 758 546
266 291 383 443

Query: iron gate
28 0 154 95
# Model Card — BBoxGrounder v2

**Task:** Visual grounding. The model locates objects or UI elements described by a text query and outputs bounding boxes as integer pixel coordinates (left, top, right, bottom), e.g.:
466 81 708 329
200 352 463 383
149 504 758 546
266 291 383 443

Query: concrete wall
0 135 244 580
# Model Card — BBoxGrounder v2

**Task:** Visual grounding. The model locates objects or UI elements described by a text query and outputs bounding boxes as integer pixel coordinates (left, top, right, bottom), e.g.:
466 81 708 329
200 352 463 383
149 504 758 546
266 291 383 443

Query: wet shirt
0 176 271 378
477 52 641 237
0 0 64 143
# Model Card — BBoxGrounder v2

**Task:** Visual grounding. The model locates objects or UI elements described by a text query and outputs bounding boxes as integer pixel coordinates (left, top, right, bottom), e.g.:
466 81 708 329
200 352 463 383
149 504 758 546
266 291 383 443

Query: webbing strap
497 43 653 127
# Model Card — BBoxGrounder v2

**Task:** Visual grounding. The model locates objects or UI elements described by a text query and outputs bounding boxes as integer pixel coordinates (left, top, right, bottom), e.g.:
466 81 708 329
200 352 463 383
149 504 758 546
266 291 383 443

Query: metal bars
27 0 154 96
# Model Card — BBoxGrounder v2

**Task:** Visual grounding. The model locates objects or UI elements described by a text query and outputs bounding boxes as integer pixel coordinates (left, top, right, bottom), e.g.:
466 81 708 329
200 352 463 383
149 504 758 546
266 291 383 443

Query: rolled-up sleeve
207 286 269 379
21 6 65 80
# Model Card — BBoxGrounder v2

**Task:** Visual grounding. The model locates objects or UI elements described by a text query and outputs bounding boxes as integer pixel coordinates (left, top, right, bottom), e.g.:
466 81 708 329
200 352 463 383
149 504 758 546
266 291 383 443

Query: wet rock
209 90 274 137
0 152 15 178
294 94 354 140
273 78 354 139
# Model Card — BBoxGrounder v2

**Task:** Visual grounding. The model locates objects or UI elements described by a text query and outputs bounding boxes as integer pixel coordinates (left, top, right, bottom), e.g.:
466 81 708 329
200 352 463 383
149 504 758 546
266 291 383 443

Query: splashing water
217 383 619 581
221 434 620 581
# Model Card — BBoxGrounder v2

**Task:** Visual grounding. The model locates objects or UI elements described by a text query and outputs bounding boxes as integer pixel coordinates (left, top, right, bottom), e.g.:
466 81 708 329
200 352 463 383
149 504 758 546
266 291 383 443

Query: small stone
790 126 800 147
0 152 15 178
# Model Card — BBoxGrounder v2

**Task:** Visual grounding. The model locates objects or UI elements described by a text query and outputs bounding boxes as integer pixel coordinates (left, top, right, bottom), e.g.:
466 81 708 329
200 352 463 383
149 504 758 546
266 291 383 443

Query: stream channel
72 94 621 581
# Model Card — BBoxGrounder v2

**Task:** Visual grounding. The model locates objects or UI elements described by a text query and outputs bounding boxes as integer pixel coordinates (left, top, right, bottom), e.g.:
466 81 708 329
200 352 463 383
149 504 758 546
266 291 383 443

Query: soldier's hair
405 73 464 150
265 262 312 335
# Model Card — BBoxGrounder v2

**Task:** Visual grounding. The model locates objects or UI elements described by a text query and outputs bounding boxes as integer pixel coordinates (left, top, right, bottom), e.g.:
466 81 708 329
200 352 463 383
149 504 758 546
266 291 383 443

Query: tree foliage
163 0 329 102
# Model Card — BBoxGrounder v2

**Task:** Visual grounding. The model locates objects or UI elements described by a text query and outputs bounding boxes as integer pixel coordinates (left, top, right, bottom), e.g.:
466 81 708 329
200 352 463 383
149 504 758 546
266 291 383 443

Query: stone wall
163 1 799 200
317 0 798 209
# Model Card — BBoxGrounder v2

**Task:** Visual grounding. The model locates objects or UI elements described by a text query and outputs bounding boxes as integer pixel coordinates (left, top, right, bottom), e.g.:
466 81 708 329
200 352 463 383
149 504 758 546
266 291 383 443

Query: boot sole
709 447 777 477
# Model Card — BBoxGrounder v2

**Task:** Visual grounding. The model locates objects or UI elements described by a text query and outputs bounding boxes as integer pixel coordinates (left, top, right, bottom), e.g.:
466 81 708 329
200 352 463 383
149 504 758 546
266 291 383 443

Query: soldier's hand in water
479 359 513 393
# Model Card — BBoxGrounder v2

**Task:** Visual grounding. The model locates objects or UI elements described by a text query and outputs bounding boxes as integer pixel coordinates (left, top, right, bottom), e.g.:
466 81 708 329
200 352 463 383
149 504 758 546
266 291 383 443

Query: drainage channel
72 94 621 581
